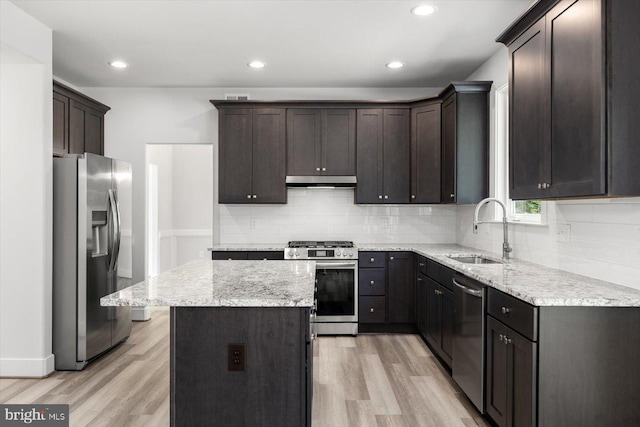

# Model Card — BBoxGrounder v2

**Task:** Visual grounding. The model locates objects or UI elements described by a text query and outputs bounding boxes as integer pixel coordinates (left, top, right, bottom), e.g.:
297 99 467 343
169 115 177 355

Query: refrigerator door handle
108 189 121 272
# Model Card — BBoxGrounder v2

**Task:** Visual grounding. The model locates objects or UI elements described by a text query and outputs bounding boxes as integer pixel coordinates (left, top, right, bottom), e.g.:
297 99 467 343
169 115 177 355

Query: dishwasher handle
452 278 483 298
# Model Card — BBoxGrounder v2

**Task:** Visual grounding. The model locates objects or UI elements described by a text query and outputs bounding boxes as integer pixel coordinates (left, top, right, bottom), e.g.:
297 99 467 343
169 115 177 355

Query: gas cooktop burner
287 241 354 249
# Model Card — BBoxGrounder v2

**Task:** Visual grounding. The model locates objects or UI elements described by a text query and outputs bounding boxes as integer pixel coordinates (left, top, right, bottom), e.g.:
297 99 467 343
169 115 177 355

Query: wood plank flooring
1 308 487 426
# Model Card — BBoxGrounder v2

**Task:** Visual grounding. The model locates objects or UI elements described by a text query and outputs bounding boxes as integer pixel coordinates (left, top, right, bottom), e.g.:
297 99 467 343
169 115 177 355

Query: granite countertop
101 259 316 307
208 243 285 251
357 244 640 307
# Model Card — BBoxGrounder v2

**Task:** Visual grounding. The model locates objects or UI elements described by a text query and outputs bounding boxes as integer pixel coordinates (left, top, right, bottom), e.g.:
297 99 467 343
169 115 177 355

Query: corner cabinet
356 109 410 204
499 0 640 199
287 109 356 176
411 102 442 203
53 81 110 156
440 82 491 204
218 108 286 204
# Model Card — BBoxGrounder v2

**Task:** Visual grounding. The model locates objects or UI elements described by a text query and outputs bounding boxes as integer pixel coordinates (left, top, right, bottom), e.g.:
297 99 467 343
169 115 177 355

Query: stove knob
347 250 353 257
287 250 294 257
343 252 348 257
294 249 300 257
336 249 342 256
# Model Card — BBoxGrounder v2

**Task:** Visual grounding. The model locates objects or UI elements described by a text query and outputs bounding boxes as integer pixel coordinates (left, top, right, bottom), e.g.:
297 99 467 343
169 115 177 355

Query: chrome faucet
473 197 512 260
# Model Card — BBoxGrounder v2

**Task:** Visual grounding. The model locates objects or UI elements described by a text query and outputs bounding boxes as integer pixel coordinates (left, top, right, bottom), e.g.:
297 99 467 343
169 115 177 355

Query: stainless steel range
285 241 358 335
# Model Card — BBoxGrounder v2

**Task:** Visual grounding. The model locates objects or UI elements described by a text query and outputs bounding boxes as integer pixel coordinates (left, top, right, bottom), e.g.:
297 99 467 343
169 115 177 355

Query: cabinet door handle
378 195 383 199
389 256 394 261
316 167 320 172
370 280 375 285
419 262 425 267
411 194 416 199
505 337 512 345
501 306 511 314
247 195 251 199
417 277 423 282
538 183 542 189
370 258 375 263
370 308 375 313
499 334 504 343
384 195 389 199
450 193 455 198
252 195 257 199
322 167 326 171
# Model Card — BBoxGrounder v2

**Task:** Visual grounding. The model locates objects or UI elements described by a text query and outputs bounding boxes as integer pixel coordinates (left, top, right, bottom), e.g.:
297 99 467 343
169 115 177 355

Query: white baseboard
132 306 151 321
0 354 55 378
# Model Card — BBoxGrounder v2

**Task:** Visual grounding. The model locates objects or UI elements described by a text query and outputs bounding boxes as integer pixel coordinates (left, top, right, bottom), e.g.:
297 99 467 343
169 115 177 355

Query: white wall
147 144 213 273
460 48 640 291
81 86 441 284
0 1 54 377
220 189 457 244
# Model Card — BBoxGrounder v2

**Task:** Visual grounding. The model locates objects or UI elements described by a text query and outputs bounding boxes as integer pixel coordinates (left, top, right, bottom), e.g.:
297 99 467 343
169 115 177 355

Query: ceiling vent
225 94 250 100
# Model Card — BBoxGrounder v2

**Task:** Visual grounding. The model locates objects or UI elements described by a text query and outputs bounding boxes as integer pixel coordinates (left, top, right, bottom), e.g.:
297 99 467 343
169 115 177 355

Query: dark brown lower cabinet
388 252 414 324
415 272 427 336
486 288 640 427
358 251 415 333
425 277 453 367
486 316 537 427
171 307 312 427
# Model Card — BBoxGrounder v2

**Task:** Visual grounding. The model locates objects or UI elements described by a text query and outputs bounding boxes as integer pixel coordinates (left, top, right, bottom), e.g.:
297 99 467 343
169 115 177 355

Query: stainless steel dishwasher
452 273 486 413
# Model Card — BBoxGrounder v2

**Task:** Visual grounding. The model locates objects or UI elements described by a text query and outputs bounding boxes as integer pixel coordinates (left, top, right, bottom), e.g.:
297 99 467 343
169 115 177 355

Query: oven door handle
315 262 357 269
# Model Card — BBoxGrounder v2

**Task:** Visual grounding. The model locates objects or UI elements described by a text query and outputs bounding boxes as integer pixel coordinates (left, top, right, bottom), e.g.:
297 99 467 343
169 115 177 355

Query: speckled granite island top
101 259 316 307
358 244 640 307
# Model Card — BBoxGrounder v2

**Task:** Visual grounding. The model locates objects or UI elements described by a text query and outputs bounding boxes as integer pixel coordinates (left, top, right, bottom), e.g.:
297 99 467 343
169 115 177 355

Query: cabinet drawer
359 252 386 268
359 269 386 296
211 251 248 260
439 265 455 291
488 288 538 341
426 259 441 282
247 251 284 260
359 296 386 323
417 256 427 276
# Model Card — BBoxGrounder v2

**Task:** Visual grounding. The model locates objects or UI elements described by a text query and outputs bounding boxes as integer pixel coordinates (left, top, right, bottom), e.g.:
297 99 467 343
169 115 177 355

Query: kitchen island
101 259 316 427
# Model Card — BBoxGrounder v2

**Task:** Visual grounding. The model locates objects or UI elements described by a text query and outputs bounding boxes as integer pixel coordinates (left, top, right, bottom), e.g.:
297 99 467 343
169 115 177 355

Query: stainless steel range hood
286 175 357 188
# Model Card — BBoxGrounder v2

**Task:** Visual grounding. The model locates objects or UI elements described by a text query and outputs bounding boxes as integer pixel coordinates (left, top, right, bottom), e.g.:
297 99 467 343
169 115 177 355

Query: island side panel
538 306 640 426
170 307 310 427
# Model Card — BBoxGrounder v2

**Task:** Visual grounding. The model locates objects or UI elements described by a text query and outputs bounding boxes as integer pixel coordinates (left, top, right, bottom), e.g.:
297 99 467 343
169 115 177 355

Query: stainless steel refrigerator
53 153 132 370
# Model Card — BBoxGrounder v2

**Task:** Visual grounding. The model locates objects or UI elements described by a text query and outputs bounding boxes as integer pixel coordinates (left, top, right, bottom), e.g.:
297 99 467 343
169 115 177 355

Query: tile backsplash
219 188 457 244
457 198 640 291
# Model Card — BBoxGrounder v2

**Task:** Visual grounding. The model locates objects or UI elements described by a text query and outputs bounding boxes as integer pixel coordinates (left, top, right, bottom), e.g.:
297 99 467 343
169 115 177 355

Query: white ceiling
12 0 532 88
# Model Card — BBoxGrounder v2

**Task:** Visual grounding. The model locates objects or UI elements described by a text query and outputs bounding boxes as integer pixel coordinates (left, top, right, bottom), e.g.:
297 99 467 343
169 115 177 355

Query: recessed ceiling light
386 61 405 69
248 61 266 69
108 60 129 69
411 5 438 16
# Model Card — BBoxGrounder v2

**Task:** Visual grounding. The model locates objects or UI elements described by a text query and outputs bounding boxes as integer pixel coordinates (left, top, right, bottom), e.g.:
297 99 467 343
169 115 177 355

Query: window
494 83 546 224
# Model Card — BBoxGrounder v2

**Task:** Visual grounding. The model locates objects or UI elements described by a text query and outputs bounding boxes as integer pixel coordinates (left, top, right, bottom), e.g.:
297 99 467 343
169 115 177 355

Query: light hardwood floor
1 308 487 426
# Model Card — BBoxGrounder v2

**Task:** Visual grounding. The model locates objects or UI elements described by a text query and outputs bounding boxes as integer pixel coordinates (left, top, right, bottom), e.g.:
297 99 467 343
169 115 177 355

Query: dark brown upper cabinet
218 108 286 204
440 83 491 204
53 81 110 157
356 109 410 204
498 0 640 200
411 101 442 203
287 108 356 176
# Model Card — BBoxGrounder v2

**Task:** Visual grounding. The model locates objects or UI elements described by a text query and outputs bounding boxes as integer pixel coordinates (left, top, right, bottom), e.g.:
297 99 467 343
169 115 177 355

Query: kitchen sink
447 255 502 265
